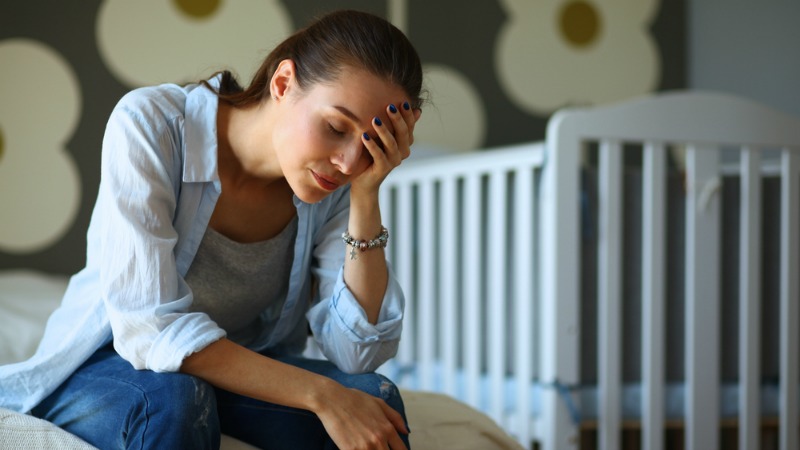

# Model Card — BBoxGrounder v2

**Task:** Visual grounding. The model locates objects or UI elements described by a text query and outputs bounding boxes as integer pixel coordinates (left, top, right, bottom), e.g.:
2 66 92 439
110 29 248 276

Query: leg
31 345 220 450
215 356 410 449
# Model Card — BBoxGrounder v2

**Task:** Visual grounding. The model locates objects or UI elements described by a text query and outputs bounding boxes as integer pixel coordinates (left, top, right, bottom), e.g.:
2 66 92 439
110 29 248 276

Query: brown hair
206 10 424 109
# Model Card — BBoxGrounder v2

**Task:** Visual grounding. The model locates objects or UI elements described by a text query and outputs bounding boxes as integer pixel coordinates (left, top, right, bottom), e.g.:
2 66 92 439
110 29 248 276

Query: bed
377 90 800 450
0 270 524 450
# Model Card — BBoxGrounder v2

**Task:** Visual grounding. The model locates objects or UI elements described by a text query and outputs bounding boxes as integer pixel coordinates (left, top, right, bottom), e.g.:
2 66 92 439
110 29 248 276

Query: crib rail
379 91 800 450
378 144 545 447
548 91 800 450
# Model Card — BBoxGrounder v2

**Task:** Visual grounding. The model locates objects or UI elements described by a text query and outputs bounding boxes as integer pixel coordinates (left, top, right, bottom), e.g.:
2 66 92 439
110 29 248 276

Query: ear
270 59 296 101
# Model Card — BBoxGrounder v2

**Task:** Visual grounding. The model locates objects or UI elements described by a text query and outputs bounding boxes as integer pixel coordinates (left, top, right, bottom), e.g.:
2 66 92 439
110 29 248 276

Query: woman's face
270 64 408 204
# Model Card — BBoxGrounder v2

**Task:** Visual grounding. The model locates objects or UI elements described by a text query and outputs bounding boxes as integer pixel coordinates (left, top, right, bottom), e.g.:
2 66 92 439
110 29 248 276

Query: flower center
172 0 221 19
559 0 601 48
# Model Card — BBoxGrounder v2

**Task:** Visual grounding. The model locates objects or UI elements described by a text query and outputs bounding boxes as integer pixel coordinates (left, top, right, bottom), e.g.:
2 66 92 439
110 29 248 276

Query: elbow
328 339 400 374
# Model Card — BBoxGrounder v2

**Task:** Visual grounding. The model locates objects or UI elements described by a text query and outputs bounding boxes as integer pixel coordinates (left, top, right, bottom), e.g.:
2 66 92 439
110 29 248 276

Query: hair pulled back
209 10 423 109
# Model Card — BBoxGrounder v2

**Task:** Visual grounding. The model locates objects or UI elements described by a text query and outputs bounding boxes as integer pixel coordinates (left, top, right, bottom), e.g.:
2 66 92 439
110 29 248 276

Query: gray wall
689 0 800 116
1 0 686 274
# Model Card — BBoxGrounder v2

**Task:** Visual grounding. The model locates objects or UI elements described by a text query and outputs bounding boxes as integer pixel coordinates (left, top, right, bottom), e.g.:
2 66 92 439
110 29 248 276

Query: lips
311 171 340 191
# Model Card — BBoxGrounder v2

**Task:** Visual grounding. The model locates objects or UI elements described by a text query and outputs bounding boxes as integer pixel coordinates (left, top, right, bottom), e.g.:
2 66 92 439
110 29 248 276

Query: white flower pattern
0 39 82 253
96 0 292 87
414 64 487 152
496 0 660 114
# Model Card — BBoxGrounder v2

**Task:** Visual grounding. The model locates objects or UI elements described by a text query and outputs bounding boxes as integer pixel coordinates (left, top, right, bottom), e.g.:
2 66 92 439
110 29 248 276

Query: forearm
343 190 388 324
180 338 336 412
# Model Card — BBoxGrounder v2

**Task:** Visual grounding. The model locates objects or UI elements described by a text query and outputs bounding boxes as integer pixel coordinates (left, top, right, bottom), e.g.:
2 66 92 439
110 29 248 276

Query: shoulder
112 82 194 127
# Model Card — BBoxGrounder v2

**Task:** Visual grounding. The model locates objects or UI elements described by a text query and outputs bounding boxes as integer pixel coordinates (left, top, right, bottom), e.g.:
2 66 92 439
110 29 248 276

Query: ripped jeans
32 345 410 450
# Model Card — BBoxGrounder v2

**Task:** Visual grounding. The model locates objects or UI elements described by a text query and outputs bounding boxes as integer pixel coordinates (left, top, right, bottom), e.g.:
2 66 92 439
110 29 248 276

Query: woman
0 9 423 450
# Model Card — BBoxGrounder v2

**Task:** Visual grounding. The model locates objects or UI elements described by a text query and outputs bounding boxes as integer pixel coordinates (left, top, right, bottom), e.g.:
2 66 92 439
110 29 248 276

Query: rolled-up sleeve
305 194 405 374
97 98 224 372
307 266 404 373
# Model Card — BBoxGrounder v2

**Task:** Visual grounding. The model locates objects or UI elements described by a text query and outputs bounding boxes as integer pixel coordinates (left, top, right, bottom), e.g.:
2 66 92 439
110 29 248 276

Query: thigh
31 345 220 450
215 356 410 450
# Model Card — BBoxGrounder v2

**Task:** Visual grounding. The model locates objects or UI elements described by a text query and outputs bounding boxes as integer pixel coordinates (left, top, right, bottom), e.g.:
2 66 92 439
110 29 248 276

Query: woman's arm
97 93 226 372
344 103 421 323
181 338 409 449
342 191 387 324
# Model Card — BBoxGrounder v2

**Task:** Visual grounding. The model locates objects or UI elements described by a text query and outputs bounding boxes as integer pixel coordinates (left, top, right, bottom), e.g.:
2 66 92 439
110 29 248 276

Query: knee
145 373 217 425
378 375 406 414
132 373 220 448
348 373 406 416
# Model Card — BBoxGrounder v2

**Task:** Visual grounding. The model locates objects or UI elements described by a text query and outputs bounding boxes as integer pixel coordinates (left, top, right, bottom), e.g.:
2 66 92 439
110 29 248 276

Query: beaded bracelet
341 226 389 260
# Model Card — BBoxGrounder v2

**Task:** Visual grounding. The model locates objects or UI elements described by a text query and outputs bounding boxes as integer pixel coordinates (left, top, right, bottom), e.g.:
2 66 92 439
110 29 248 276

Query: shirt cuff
144 312 226 372
328 266 404 344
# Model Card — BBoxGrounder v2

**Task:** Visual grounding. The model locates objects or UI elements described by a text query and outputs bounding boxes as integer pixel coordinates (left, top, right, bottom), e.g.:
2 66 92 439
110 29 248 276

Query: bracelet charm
342 226 389 260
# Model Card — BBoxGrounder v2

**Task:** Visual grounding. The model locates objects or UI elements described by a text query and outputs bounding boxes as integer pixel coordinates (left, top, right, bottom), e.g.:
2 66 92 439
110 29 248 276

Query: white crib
377 91 800 450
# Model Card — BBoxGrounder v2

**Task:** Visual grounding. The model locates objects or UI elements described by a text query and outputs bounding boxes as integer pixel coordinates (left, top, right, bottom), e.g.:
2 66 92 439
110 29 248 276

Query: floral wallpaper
0 0 685 273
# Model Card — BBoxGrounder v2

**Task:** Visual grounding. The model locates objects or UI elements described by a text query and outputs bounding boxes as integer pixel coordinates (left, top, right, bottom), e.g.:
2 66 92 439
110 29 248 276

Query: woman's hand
314 381 409 450
349 101 422 197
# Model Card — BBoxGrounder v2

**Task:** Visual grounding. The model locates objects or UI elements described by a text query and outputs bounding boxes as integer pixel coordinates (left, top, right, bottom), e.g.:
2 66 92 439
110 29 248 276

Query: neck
216 101 282 185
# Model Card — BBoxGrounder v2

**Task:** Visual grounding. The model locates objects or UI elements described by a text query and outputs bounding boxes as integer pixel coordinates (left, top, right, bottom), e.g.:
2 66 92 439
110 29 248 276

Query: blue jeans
32 345 410 449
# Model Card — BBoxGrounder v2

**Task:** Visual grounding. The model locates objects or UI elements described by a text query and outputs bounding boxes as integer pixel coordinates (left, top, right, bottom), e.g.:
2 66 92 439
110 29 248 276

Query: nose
332 139 363 175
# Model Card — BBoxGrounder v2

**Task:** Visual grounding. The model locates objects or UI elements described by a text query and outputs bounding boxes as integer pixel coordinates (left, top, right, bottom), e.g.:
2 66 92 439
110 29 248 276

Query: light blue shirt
0 77 404 413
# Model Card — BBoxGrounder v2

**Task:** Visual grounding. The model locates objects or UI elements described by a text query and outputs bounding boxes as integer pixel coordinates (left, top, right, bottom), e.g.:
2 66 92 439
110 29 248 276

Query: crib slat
463 173 483 408
779 149 799 450
642 142 666 450
488 169 509 423
513 167 536 448
395 184 416 370
540 131 582 450
418 180 437 391
738 148 762 450
684 145 721 450
598 140 623 450
440 177 459 398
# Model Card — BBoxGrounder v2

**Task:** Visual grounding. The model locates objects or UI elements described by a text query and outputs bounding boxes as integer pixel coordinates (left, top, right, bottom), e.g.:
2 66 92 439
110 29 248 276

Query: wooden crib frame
377 91 800 450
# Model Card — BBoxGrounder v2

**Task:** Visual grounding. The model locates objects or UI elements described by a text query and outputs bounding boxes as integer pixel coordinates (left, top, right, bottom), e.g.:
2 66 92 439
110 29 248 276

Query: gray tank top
184 217 298 346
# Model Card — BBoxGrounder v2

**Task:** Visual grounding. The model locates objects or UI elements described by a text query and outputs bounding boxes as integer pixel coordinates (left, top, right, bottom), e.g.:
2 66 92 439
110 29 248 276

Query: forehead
306 67 406 113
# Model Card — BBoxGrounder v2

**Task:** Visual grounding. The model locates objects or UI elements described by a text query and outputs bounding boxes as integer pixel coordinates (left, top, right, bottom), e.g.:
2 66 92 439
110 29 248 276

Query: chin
294 185 338 205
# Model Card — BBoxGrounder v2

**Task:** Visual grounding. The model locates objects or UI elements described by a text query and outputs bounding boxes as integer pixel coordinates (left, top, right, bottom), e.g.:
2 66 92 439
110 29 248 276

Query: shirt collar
182 75 222 183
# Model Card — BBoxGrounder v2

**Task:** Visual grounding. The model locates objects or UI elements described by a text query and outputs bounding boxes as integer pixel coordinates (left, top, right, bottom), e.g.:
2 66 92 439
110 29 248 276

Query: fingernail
389 104 398 114
403 101 410 110
374 117 382 126
363 132 370 140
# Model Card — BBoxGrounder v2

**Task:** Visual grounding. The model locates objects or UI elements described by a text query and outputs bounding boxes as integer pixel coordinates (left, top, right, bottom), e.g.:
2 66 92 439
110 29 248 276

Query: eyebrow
333 105 364 124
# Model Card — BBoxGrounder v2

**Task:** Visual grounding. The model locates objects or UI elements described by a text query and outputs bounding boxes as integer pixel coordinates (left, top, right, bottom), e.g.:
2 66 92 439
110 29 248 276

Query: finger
398 101 422 148
400 101 421 129
379 398 410 435
387 102 416 159
386 104 412 159
388 431 408 450
361 131 390 169
370 116 402 165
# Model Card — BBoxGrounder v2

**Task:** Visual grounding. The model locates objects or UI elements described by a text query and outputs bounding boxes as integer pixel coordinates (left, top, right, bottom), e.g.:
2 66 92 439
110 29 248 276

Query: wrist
348 185 380 210
342 226 388 260
305 376 340 413
347 188 382 237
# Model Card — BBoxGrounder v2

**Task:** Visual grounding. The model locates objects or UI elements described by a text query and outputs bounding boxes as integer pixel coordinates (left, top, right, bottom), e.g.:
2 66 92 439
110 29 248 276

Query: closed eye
327 123 345 136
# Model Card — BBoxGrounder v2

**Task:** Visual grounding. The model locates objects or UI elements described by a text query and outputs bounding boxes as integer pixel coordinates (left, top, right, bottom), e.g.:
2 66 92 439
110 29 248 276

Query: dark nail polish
403 101 410 110
374 117 382 126
389 104 398 114
363 132 370 140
